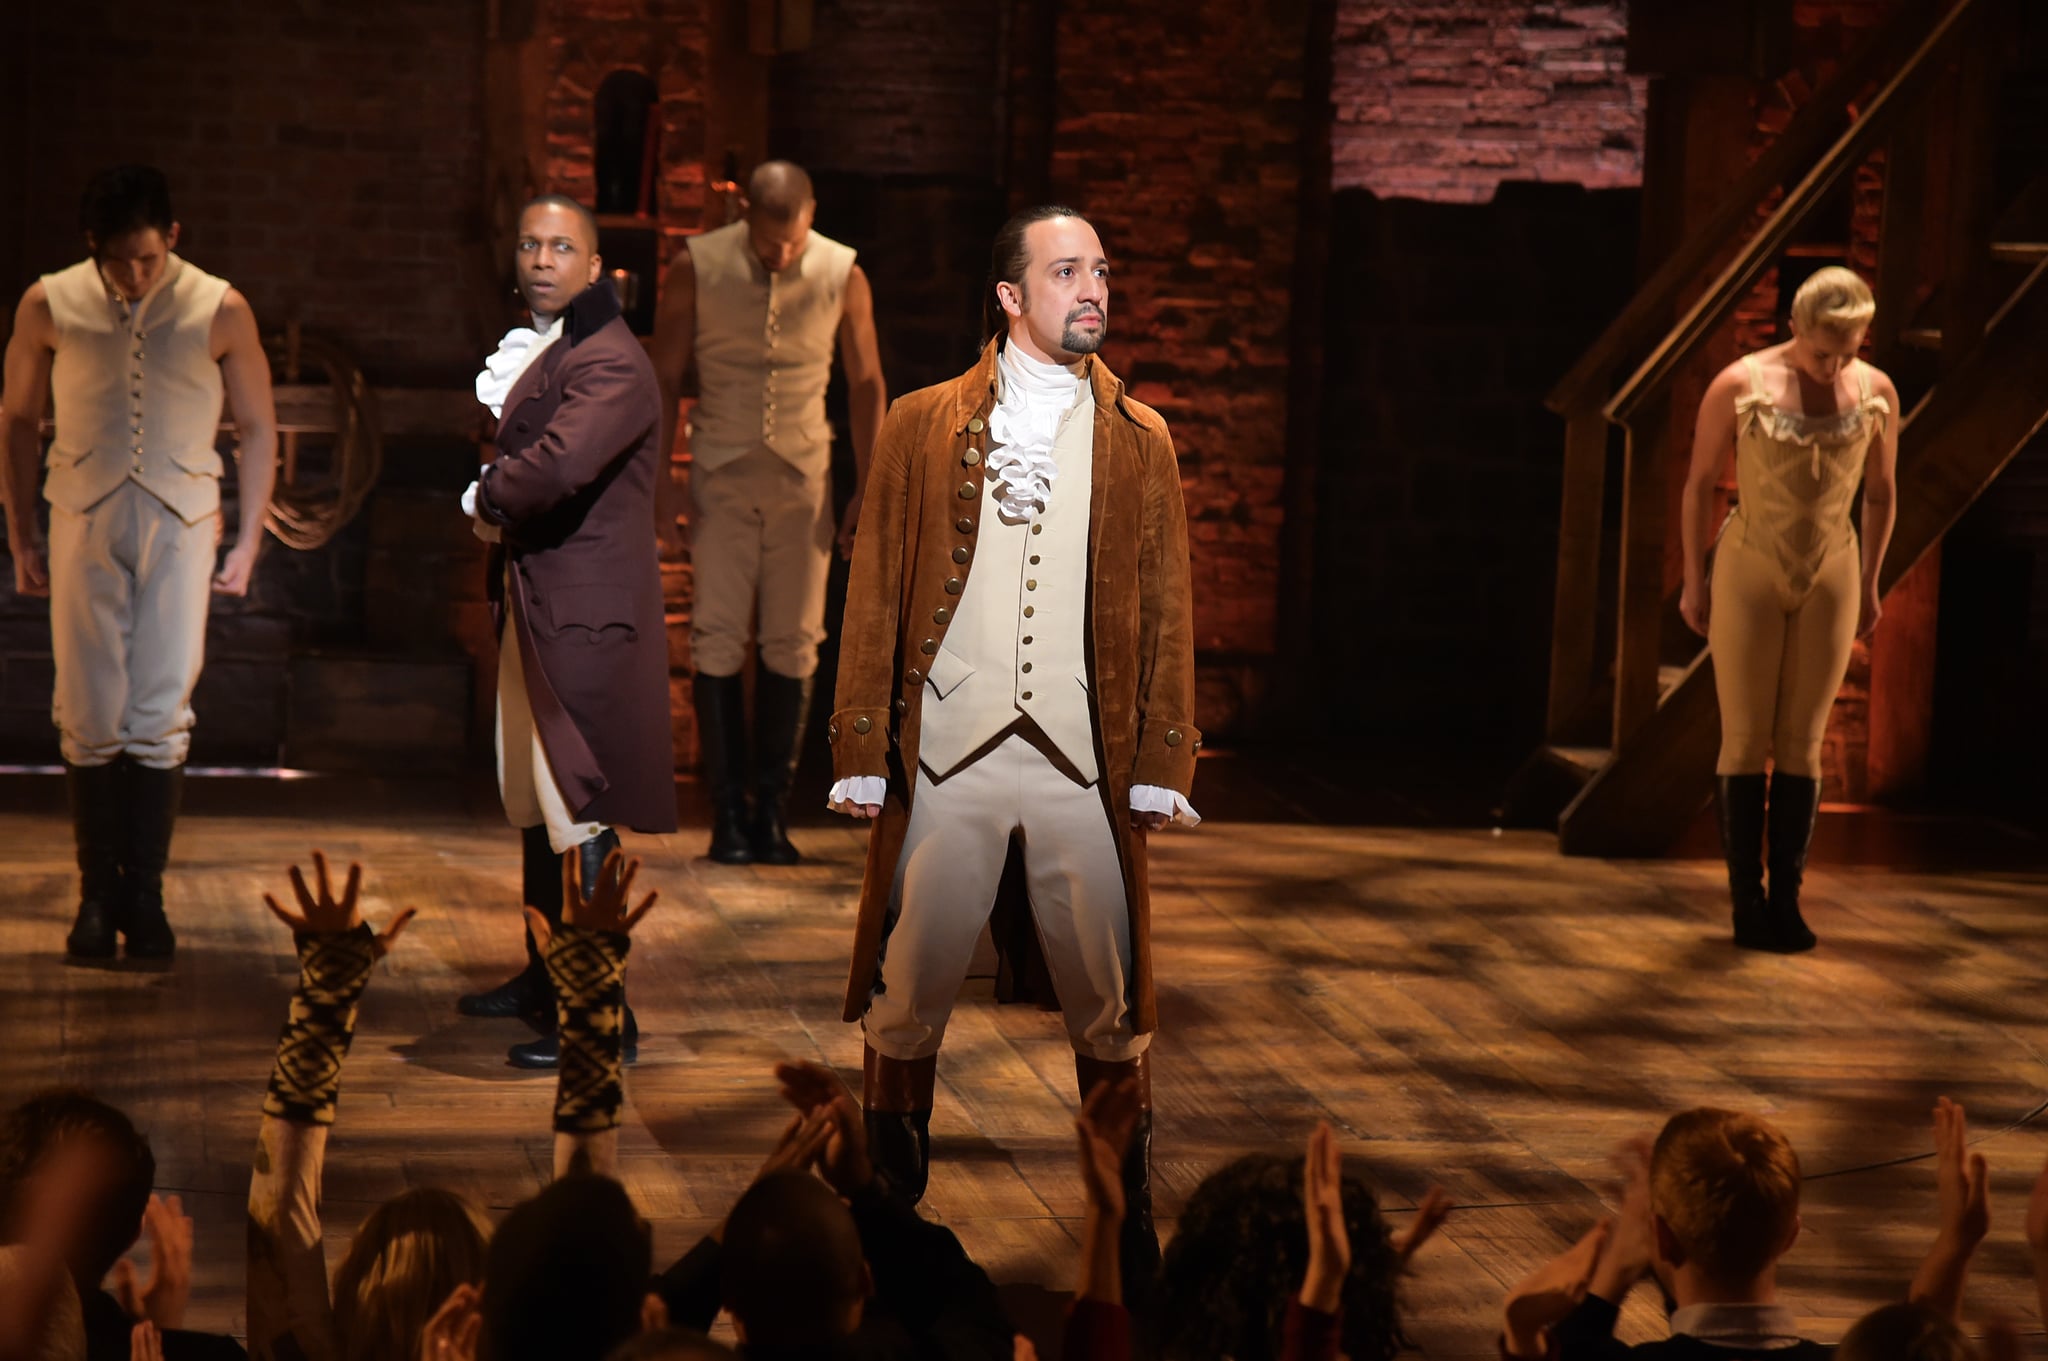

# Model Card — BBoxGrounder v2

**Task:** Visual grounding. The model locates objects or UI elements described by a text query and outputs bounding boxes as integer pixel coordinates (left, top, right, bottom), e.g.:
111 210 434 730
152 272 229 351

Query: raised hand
1503 1220 1614 1359
110 1194 193 1331
1299 1121 1352 1314
1589 1135 1657 1302
1394 1185 1454 1268
1933 1097 1990 1251
752 1108 837 1187
1076 1076 1143 1222
524 849 657 955
774 1061 875 1196
129 1320 163 1361
263 850 416 954
420 1282 483 1361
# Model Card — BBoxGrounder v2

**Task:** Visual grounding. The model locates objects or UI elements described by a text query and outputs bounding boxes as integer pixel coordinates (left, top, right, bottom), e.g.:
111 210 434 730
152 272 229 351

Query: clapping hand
421 1283 483 1361
1503 1220 1613 1358
1589 1136 1657 1303
1910 1097 1991 1319
110 1194 193 1331
775 1060 875 1196
262 850 417 953
523 849 658 953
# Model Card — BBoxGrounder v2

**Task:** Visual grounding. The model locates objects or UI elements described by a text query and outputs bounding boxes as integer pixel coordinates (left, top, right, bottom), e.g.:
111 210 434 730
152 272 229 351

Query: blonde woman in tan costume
1679 267 1899 954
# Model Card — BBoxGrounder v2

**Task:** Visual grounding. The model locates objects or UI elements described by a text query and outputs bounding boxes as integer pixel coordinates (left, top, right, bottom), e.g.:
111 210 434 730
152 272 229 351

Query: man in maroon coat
454 195 676 1068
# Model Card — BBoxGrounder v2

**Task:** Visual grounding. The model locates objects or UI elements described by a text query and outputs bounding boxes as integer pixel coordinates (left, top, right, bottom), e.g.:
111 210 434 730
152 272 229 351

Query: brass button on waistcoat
920 638 938 655
1021 690 1033 701
952 546 969 564
853 716 872 735
932 607 950 624
1025 579 1037 591
1031 523 1043 535
944 577 962 595
957 482 975 500
1021 662 1032 673
968 416 986 433
1023 605 1035 617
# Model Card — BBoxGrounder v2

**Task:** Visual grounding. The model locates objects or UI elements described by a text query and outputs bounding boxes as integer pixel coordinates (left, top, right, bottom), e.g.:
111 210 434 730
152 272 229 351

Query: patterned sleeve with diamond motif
546 924 632 1133
262 924 379 1126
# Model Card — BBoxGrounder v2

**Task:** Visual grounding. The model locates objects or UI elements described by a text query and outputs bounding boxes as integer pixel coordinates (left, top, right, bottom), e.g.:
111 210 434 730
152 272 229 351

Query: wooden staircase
1515 0 2048 856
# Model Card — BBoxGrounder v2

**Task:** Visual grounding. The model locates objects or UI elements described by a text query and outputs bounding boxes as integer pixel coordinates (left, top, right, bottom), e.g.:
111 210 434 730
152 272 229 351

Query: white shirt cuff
829 776 887 813
1130 784 1200 828
463 480 501 543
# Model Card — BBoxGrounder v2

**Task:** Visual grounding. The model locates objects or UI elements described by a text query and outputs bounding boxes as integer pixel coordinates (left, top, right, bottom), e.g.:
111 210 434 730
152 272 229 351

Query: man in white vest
828 207 1202 1287
649 161 887 866
2 165 276 962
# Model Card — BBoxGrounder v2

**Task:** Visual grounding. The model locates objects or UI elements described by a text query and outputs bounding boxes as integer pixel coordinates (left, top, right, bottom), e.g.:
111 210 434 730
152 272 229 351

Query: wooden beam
1545 408 1610 738
1612 413 1670 747
1871 122 1929 364
1938 0 1999 372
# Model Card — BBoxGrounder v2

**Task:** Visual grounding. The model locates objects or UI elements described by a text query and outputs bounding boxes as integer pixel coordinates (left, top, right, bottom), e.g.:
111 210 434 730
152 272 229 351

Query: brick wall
1331 2 1647 204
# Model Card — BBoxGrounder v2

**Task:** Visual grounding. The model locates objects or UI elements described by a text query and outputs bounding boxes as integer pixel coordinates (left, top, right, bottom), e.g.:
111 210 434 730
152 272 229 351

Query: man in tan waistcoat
650 161 887 866
828 206 1200 1284
2 165 276 962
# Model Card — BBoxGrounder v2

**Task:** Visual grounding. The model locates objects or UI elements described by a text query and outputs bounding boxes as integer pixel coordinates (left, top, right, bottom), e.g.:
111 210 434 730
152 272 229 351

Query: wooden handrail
1607 0 1980 423
1546 0 1943 416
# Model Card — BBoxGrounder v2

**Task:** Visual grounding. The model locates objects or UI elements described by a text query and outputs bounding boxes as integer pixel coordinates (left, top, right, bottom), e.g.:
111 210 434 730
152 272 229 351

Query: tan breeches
687 444 833 679
863 729 1146 1064
496 619 606 854
47 481 218 769
1709 538 1860 777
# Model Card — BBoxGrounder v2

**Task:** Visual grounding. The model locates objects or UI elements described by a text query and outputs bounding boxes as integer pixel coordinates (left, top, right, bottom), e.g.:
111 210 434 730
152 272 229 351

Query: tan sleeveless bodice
1724 354 1889 594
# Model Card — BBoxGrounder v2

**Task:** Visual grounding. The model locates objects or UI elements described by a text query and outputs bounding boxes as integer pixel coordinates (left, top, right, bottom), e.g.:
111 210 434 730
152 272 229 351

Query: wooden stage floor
2 763 2046 1356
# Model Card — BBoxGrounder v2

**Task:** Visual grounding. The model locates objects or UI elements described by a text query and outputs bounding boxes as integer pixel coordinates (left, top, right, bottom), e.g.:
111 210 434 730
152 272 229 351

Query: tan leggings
1708 536 1860 777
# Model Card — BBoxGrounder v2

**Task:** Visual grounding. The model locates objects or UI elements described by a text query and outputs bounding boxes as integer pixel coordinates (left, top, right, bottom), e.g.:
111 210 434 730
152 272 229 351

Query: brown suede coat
829 338 1200 1032
477 281 677 834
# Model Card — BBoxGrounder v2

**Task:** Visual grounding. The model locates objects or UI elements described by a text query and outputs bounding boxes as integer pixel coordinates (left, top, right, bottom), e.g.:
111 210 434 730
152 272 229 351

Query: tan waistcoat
686 222 856 473
42 254 231 524
918 379 1097 784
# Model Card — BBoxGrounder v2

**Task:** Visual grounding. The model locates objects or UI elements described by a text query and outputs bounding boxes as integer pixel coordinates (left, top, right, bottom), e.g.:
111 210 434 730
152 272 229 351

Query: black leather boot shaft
458 825 559 1018
749 668 814 865
1716 774 1771 950
1765 772 1822 953
121 762 182 960
693 672 755 864
863 1108 933 1203
64 760 127 960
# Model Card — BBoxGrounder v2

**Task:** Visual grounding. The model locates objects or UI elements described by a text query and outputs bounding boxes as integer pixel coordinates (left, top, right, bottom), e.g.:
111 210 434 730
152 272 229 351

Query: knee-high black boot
862 1044 936 1202
1717 774 1771 950
509 829 639 1069
121 762 183 960
63 760 127 960
1765 772 1822 953
693 672 754 864
749 668 814 865
458 825 559 1019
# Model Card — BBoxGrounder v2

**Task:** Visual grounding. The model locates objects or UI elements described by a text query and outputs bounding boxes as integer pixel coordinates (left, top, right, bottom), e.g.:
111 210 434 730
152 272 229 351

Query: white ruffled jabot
474 315 564 419
984 343 1082 520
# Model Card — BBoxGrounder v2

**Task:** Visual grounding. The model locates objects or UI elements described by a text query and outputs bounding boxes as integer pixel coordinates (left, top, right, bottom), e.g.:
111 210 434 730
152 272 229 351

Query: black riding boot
121 762 183 960
1717 774 1771 950
1765 772 1822 953
693 672 754 864
863 1045 936 1202
458 825 559 1019
63 760 127 960
509 829 639 1068
749 668 814 865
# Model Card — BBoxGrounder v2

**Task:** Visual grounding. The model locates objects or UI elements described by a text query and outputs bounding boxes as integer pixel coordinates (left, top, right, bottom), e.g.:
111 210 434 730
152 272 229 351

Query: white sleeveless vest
42 254 231 524
685 222 856 473
919 377 1098 785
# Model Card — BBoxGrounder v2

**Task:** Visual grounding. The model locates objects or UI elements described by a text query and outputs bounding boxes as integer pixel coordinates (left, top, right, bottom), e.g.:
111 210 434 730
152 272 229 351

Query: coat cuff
1131 718 1200 793
826 707 892 783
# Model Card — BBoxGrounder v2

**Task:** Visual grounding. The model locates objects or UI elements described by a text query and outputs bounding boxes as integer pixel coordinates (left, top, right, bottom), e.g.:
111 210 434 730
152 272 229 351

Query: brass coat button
920 638 938 655
957 481 976 500
854 716 872 735
944 577 962 595
952 546 970 564
956 517 974 534
906 668 922 684
1166 729 1184 746
895 698 908 714
968 416 985 433
932 607 951 624
963 448 982 467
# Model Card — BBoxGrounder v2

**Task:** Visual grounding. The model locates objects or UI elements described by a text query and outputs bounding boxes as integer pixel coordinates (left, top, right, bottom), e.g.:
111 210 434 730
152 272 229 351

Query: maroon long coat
476 281 677 833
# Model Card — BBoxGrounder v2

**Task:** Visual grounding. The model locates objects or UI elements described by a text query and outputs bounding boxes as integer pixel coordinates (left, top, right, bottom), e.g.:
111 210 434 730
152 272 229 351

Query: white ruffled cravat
473 314 563 419
984 342 1082 520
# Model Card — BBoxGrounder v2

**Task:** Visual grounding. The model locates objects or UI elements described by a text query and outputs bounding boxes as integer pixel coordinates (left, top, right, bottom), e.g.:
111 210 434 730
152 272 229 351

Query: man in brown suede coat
828 207 1199 1279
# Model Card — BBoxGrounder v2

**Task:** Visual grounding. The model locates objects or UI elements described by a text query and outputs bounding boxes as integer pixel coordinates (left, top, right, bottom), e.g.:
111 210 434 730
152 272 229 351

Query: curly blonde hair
1791 266 1876 335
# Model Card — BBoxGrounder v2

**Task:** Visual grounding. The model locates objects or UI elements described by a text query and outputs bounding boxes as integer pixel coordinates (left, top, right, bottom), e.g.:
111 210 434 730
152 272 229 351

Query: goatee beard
1062 313 1106 354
